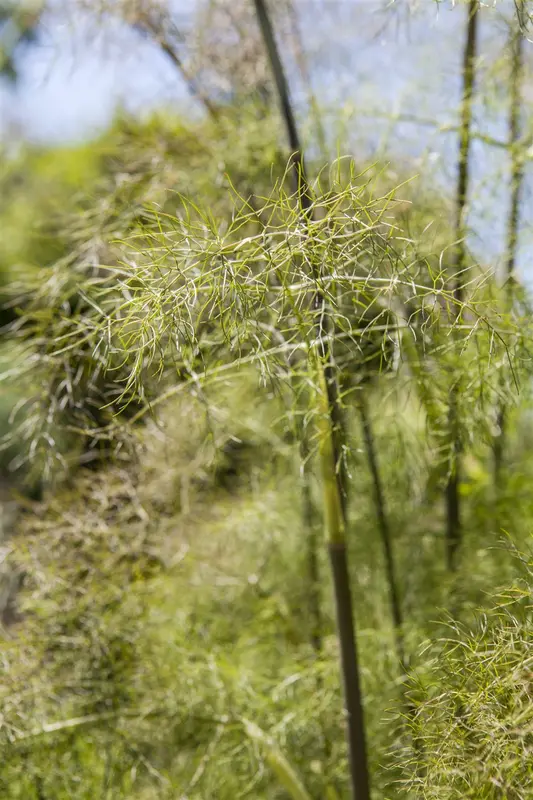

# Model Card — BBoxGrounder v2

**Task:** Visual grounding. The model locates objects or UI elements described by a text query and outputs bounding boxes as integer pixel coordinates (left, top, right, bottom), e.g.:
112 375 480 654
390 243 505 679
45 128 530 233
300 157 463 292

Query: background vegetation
2 1 533 798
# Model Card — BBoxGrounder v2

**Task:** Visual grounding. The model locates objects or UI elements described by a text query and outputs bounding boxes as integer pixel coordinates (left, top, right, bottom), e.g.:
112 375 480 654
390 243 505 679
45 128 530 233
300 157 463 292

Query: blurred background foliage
1 1 533 799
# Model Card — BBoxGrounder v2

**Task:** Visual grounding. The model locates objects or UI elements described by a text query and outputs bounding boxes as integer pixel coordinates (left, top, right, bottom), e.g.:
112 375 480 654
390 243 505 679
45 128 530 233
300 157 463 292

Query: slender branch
299 430 322 655
504 30 525 282
315 365 370 800
494 14 525 484
453 0 479 306
134 16 220 121
252 0 347 511
358 394 405 668
446 0 479 572
252 1 370 796
353 110 532 152
251 0 312 216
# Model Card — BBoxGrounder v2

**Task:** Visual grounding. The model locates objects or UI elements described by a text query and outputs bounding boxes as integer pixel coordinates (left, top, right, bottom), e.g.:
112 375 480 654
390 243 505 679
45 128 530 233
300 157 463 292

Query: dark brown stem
493 404 506 488
299 432 322 655
251 0 312 217
328 542 371 800
445 418 461 572
358 396 405 667
445 0 479 571
252 2 370 796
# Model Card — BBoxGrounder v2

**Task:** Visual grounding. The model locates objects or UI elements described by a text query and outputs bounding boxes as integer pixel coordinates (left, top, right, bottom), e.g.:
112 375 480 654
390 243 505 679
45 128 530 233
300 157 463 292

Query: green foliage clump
1 467 160 798
0 387 378 798
403 575 533 798
0 106 289 487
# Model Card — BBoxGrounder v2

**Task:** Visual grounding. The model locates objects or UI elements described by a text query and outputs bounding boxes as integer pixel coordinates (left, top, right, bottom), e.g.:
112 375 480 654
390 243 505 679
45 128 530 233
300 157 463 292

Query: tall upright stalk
298 424 322 654
252 1 370 796
446 0 479 572
315 366 370 800
493 14 525 484
251 0 312 214
358 394 405 668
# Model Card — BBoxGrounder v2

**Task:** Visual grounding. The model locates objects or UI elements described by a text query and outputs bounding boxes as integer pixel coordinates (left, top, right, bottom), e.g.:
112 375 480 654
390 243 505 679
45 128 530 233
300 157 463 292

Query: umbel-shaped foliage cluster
7 159 521 491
